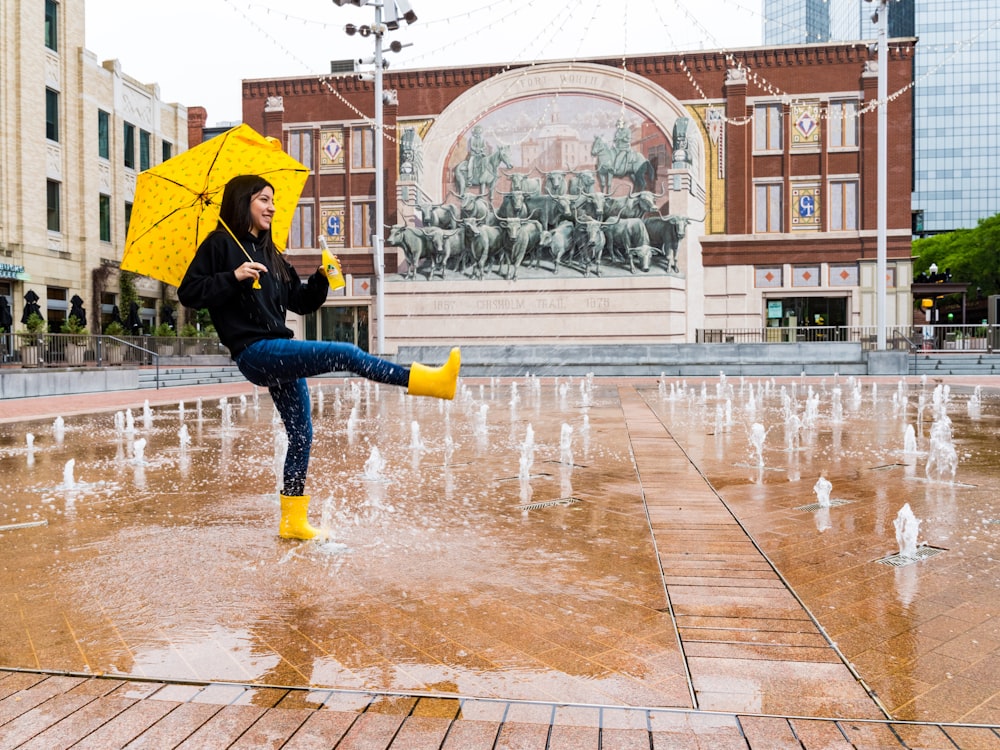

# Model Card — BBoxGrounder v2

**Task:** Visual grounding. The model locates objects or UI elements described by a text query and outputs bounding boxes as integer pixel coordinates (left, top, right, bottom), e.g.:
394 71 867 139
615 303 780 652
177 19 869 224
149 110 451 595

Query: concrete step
138 366 244 389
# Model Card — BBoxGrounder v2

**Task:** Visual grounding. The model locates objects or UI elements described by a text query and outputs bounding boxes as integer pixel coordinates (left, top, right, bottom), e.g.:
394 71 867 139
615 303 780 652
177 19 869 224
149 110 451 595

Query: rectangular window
352 201 375 247
829 180 859 230
754 103 782 151
162 140 172 162
755 183 782 233
828 100 858 148
351 126 375 169
99 194 111 242
124 201 133 237
123 122 136 169
139 130 151 171
47 181 61 232
98 110 110 159
288 130 313 169
45 0 58 51
289 203 315 249
45 88 59 142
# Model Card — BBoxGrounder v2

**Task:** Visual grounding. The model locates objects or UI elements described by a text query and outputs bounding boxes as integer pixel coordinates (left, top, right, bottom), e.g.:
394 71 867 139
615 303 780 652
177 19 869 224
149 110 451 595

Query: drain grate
875 546 946 566
517 497 581 511
795 499 853 513
0 520 48 532
870 463 907 471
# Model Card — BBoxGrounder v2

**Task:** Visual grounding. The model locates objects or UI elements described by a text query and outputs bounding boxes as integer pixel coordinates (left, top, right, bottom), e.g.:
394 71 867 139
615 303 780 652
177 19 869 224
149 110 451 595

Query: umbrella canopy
126 302 143 334
68 294 87 327
21 290 41 325
0 297 12 332
121 124 310 288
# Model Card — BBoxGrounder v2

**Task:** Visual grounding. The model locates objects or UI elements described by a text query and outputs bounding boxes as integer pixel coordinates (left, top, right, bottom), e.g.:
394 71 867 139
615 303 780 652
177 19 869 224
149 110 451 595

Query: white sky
84 0 764 124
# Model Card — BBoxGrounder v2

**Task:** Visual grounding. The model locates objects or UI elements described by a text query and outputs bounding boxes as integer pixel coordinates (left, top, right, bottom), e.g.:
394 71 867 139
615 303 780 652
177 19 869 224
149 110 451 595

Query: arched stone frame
418 62 707 204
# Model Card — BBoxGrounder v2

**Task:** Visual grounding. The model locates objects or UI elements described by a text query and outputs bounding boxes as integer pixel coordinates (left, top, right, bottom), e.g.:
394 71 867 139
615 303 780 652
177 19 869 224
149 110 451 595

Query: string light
222 0 998 146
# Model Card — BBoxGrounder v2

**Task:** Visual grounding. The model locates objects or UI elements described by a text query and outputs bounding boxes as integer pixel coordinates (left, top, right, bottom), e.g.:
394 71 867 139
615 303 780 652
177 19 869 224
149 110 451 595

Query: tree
913 213 1000 297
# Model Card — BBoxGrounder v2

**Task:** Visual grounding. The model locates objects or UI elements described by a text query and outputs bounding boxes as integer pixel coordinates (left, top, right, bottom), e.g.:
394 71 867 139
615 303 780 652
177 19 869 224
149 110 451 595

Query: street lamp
865 0 889 350
332 0 417 355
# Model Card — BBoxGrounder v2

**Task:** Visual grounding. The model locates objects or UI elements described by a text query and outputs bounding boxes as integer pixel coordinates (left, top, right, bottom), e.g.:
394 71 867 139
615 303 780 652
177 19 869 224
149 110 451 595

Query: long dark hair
218 174 289 283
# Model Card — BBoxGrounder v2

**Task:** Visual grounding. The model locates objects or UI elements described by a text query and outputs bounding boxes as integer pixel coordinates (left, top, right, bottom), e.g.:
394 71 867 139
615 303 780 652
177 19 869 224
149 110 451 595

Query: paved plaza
2 373 1000 748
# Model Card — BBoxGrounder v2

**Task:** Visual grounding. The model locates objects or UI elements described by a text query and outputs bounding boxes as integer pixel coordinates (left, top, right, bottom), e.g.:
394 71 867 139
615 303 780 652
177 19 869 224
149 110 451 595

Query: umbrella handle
219 218 261 290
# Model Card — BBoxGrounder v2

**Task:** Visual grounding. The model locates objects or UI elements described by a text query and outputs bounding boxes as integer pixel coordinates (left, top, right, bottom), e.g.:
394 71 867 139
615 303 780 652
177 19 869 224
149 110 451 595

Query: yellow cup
322 248 346 290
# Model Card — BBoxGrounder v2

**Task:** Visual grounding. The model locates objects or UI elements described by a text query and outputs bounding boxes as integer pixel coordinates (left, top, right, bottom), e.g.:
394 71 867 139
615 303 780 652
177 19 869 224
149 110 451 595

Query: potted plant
60 316 88 366
103 320 126 365
18 312 47 367
153 322 176 356
179 322 202 355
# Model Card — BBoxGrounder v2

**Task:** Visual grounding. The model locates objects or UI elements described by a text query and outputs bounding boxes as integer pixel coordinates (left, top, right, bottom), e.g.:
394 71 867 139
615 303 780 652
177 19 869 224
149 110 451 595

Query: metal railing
696 324 998 353
1 333 227 372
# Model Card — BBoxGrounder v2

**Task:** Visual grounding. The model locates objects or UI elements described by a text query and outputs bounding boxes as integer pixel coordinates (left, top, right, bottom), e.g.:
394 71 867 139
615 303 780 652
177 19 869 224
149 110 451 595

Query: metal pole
876 0 888 351
372 3 386 355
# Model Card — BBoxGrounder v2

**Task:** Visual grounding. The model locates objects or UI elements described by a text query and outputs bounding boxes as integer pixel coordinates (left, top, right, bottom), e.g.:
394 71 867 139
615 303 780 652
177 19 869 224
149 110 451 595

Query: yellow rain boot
279 494 320 540
407 347 461 400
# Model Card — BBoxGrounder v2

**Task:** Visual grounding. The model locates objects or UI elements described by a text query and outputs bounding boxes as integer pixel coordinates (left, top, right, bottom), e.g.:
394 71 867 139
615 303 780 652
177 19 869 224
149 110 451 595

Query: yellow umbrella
122 124 309 288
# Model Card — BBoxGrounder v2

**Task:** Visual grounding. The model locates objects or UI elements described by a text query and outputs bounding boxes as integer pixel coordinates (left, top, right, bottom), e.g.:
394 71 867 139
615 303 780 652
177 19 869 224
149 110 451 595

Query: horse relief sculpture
389 125 694 282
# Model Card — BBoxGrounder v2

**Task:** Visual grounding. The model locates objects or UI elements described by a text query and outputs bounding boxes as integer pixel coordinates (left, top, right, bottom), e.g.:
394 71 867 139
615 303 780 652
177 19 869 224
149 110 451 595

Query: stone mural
391 93 697 282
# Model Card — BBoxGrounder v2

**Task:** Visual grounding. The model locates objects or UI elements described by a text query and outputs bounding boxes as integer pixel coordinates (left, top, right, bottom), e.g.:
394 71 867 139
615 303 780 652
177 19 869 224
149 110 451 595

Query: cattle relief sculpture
389 99 697 282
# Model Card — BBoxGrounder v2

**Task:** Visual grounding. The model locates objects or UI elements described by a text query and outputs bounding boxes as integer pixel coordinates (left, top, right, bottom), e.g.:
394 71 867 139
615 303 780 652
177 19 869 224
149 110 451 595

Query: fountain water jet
894 503 922 559
813 475 832 508
63 459 76 489
560 423 573 465
519 424 535 480
749 423 766 468
363 446 387 481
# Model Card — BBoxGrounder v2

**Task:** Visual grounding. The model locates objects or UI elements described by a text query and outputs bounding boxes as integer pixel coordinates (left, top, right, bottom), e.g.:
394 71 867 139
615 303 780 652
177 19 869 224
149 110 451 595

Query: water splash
132 438 147 465
813 475 832 508
53 416 65 443
749 423 766 468
968 385 982 419
346 405 359 443
143 401 153 431
893 503 922 559
63 459 76 489
560 423 573 465
902 424 918 455
519 424 535 481
926 413 958 482
410 421 425 451
363 446 387 481
219 398 233 436
273 430 288 493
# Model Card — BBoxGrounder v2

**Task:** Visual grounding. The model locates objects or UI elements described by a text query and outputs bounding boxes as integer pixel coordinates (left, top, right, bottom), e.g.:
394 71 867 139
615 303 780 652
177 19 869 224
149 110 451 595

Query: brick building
242 41 916 353
0 0 187 339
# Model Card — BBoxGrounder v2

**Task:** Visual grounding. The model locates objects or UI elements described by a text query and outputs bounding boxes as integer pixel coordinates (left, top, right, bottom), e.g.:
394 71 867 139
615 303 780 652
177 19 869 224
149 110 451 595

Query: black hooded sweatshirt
178 229 329 359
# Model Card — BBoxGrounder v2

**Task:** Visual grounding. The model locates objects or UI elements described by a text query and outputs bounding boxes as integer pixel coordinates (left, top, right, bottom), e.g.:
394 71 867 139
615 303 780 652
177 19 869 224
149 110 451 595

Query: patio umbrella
21 290 41 325
0 297 12 332
68 294 87 327
121 124 309 288
126 302 143 334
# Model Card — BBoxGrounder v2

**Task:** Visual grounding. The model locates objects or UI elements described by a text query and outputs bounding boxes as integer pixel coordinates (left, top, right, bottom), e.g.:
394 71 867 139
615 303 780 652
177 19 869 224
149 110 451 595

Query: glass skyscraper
763 0 998 234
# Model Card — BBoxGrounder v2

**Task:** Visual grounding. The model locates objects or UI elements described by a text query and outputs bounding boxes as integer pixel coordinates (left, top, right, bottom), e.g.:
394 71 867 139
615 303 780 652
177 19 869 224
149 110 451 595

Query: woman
178 175 460 540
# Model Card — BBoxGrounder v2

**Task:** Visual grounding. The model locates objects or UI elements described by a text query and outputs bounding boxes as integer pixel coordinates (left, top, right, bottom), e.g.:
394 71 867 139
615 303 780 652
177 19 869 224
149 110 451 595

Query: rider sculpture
612 122 633 175
466 126 488 186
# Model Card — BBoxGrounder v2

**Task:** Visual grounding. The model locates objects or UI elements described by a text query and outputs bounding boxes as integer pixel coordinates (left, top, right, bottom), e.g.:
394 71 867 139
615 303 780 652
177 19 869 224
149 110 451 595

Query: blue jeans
235 338 409 495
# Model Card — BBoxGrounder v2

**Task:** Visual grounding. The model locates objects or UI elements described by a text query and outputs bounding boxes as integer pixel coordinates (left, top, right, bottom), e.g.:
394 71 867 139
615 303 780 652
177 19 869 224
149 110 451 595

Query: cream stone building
0 0 186 343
